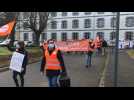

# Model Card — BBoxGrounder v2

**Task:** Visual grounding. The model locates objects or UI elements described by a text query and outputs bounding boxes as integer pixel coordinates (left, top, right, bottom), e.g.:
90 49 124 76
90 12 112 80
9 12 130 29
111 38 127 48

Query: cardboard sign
9 52 25 72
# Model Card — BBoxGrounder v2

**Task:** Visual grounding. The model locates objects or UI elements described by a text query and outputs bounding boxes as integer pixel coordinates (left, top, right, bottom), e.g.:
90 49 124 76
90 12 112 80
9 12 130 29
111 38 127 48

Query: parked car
0 39 11 46
27 41 34 46
24 41 34 47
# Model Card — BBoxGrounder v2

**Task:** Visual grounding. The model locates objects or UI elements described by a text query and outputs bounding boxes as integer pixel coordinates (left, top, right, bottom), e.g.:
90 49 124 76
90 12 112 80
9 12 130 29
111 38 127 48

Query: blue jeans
47 76 59 87
85 54 92 67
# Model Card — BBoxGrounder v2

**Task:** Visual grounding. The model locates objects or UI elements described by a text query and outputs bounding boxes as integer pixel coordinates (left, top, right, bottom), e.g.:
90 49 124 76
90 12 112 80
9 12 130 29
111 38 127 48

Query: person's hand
21 68 24 72
61 71 67 77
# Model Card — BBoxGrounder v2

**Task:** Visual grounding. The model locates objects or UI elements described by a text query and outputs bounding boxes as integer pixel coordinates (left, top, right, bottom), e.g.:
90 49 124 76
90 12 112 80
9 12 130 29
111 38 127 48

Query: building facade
15 12 134 43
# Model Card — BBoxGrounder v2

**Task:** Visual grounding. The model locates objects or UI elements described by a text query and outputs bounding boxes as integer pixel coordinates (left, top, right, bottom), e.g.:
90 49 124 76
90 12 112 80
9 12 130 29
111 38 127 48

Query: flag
0 20 15 37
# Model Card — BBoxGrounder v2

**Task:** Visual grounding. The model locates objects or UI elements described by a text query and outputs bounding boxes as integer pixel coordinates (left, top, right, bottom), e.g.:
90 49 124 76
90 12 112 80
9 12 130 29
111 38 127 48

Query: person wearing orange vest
40 39 67 87
85 39 95 68
94 36 103 56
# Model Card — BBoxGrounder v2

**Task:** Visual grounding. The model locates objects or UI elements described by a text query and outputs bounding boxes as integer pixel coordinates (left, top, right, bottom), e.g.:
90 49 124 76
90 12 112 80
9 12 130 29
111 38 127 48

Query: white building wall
16 12 134 42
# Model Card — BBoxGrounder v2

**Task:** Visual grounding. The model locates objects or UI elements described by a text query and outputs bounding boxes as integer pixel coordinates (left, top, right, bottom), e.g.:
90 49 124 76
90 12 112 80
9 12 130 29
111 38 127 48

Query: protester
102 39 108 56
40 39 67 87
94 36 103 56
85 39 95 68
7 41 28 87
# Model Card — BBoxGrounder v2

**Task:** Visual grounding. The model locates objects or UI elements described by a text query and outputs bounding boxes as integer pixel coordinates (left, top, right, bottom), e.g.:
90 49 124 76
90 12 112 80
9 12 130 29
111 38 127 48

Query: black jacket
40 47 66 77
7 46 28 74
102 40 108 47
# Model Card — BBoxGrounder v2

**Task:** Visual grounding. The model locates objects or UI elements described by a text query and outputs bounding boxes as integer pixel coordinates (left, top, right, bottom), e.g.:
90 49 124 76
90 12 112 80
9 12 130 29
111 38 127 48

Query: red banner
55 39 89 52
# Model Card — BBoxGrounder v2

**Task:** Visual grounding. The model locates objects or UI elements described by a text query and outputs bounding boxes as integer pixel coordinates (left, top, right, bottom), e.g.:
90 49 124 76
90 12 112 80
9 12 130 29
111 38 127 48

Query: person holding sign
7 41 28 87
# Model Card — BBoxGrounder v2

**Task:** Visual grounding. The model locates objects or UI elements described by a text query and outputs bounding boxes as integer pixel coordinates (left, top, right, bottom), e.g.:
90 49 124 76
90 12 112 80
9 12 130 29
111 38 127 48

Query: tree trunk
34 33 40 46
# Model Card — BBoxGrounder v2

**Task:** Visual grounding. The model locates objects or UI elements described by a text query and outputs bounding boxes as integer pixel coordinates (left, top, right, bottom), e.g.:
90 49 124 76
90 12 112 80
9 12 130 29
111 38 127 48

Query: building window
84 19 91 28
51 12 57 17
126 17 134 27
32 33 36 41
23 21 29 30
84 32 91 39
62 12 67 16
23 12 30 19
97 18 105 28
42 33 47 41
72 12 79 16
51 21 57 29
85 12 91 15
97 32 104 39
110 32 116 40
51 33 57 41
24 33 29 41
97 12 104 14
112 12 116 14
72 32 79 40
72 20 79 28
125 32 134 40
111 17 117 27
61 33 67 41
61 20 67 29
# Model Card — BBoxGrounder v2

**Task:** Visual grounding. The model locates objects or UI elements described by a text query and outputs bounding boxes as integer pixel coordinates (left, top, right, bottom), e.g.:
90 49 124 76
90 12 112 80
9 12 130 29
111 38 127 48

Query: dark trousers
97 47 102 56
13 71 24 87
85 54 92 67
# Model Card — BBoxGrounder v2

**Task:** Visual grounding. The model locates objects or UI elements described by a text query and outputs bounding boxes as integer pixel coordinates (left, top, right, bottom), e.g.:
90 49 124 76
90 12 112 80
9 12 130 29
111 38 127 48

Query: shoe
85 65 88 68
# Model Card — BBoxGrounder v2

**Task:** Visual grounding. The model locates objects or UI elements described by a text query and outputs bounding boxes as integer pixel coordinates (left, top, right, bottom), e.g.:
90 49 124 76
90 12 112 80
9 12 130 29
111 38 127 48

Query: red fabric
55 39 89 52
0 21 15 37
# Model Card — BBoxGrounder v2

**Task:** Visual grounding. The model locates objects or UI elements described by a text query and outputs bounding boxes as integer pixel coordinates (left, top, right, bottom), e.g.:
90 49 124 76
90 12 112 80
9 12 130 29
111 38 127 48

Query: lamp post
114 12 120 87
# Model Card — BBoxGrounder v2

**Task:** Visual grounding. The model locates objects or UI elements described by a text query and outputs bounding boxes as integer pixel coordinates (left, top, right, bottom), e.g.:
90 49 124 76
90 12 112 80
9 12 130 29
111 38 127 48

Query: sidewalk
105 50 134 87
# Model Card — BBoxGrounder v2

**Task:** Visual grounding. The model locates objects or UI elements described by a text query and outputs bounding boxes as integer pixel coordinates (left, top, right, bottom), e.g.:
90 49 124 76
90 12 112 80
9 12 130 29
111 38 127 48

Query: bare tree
23 12 49 46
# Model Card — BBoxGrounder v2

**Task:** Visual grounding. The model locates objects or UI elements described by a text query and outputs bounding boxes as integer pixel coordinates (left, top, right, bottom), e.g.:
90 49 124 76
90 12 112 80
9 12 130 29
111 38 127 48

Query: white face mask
16 44 20 49
48 44 55 48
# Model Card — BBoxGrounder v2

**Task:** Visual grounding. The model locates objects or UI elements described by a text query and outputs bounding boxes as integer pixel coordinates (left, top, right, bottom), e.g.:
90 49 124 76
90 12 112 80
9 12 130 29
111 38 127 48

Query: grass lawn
0 47 12 56
26 47 41 53
0 47 42 67
0 47 41 56
127 50 134 59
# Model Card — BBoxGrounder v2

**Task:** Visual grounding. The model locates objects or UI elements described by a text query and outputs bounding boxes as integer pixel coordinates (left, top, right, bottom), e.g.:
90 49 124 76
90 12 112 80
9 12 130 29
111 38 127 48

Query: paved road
0 54 105 87
105 49 134 87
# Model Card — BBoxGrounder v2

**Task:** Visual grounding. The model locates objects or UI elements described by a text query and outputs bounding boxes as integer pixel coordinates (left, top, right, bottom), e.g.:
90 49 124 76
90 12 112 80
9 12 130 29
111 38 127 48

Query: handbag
59 74 71 87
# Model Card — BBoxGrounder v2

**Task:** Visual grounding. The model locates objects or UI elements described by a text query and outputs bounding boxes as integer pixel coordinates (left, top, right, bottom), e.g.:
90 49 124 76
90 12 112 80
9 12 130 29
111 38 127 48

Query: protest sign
10 52 25 72
55 39 89 52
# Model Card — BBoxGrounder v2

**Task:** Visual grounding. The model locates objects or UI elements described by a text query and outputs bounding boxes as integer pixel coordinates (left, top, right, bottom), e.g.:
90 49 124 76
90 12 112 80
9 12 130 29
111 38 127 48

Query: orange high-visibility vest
94 37 102 48
88 42 95 52
44 48 62 70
